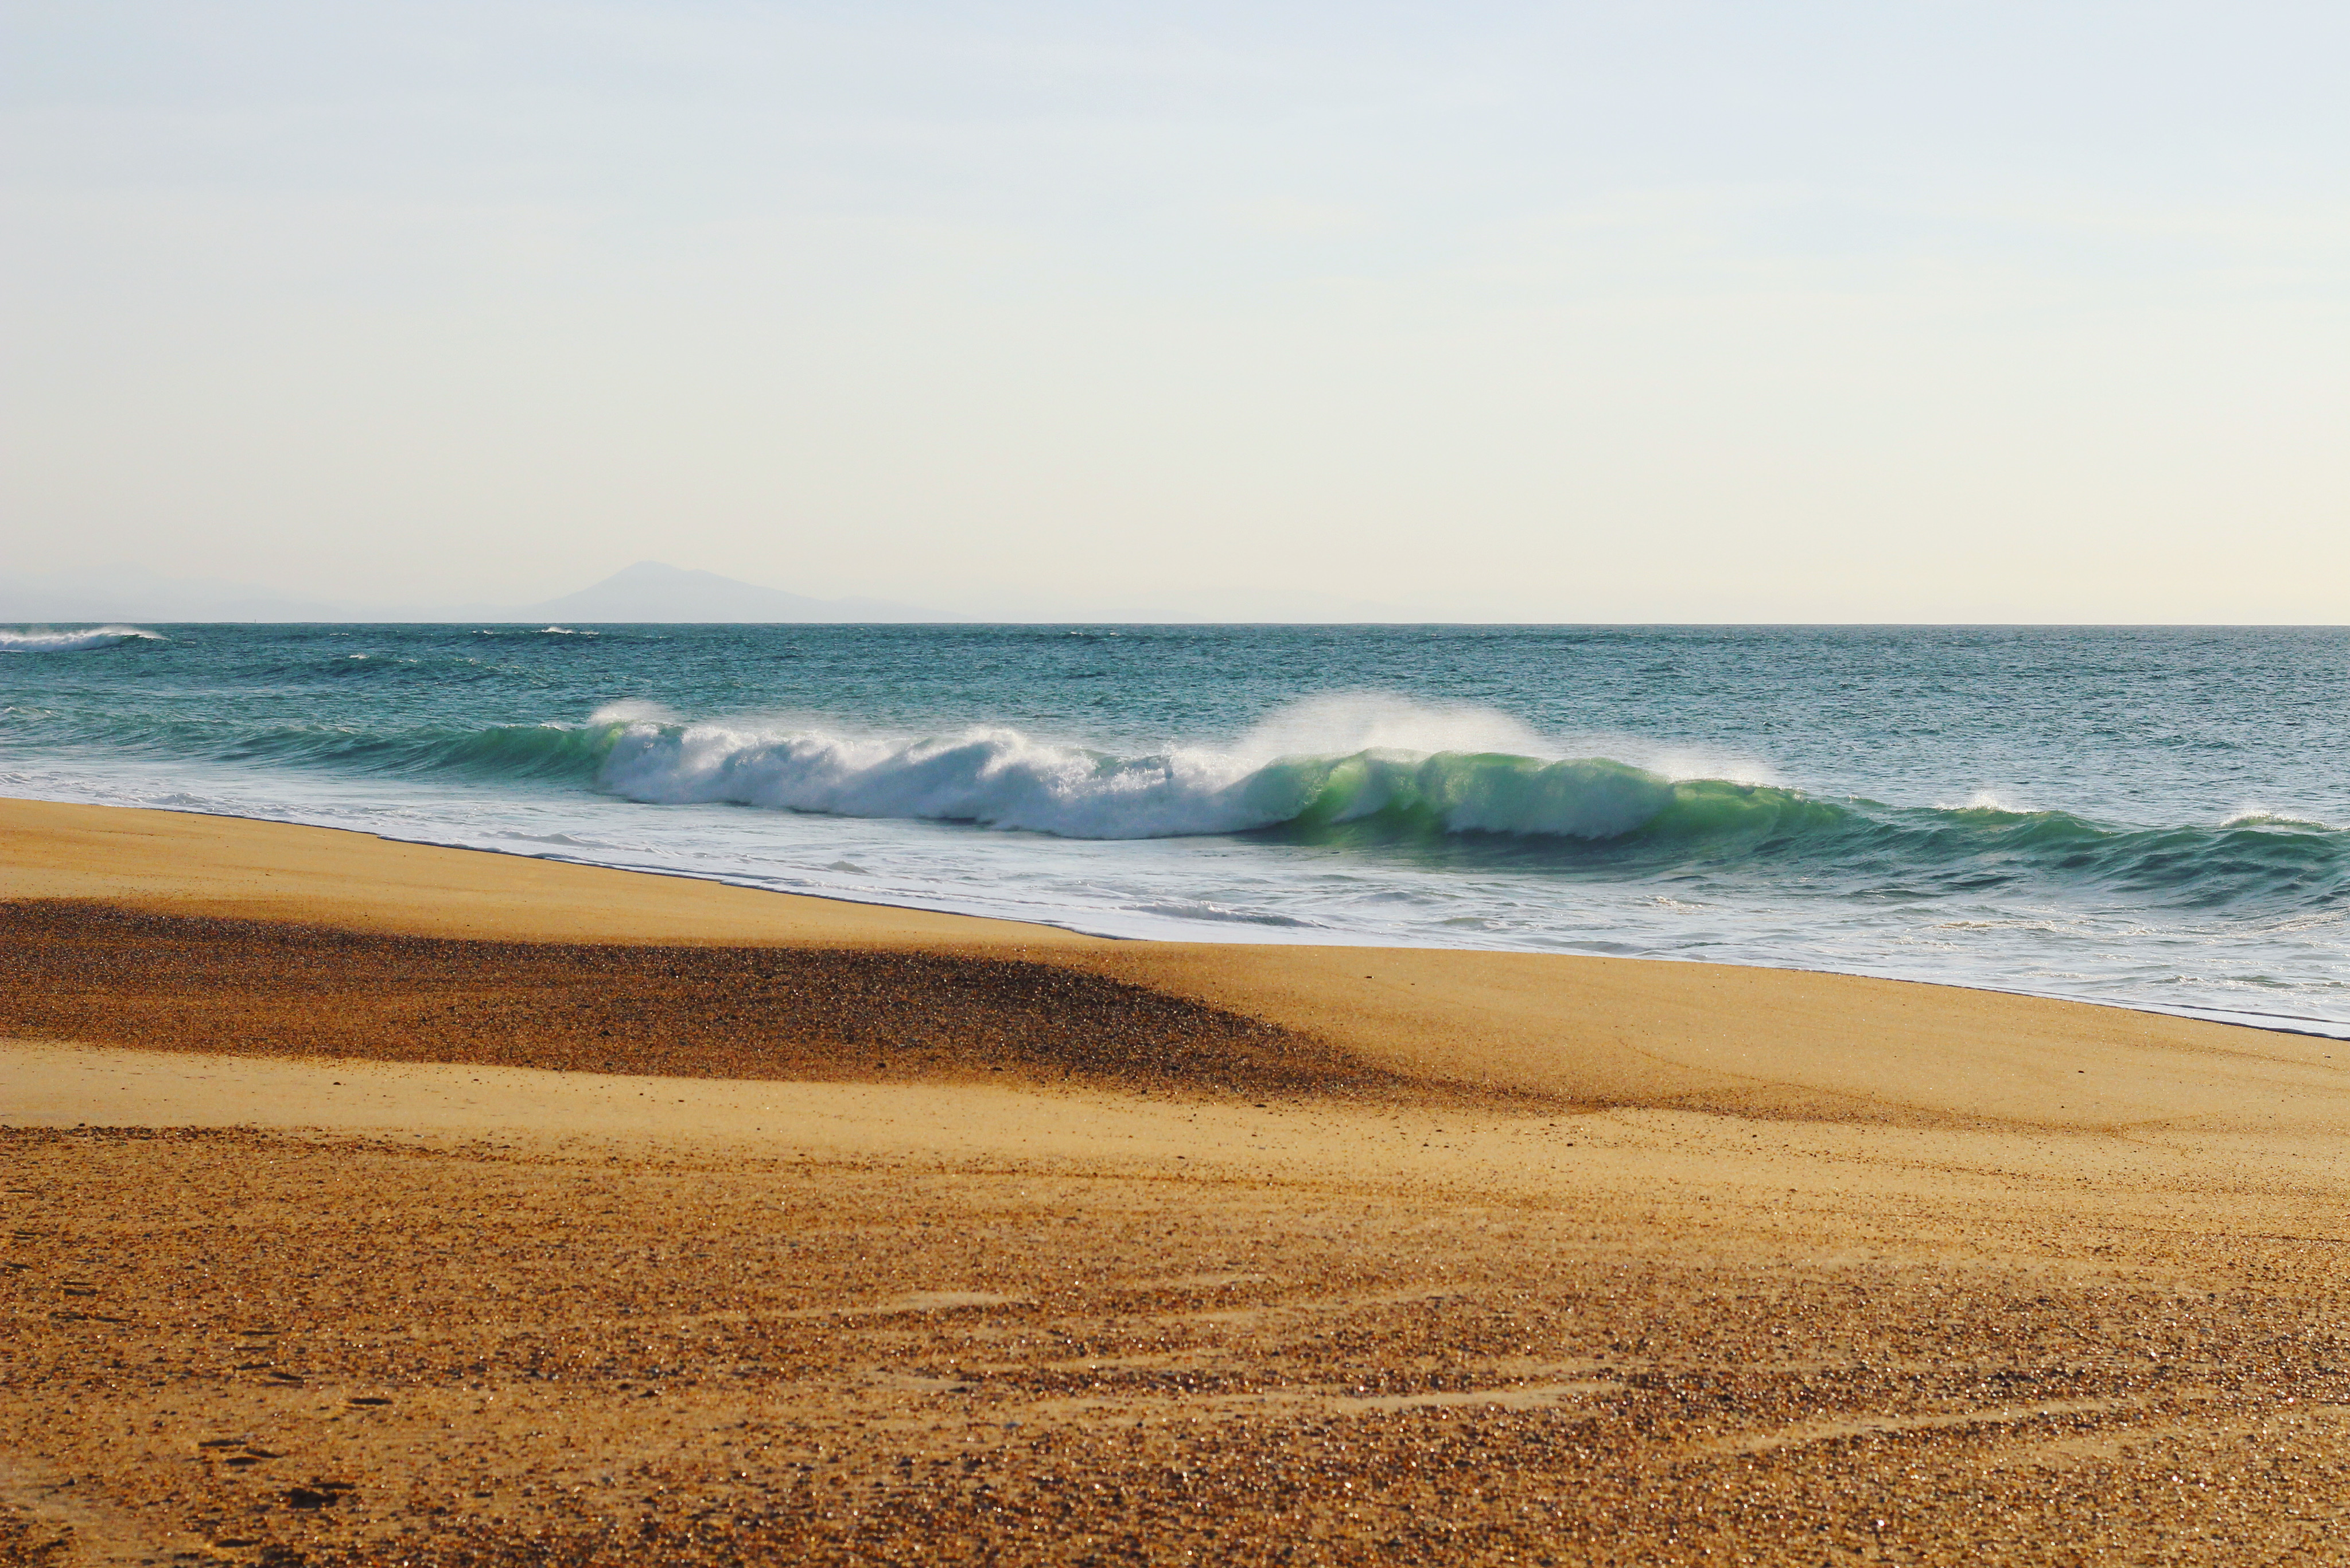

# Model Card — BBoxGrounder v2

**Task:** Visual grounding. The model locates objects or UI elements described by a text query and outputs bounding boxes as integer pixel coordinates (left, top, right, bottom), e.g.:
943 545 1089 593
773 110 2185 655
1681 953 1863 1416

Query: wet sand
2 797 2347 1566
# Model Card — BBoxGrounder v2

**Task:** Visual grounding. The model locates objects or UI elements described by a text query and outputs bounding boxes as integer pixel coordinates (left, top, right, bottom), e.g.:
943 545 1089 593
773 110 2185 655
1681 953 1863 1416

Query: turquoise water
3 622 2345 1032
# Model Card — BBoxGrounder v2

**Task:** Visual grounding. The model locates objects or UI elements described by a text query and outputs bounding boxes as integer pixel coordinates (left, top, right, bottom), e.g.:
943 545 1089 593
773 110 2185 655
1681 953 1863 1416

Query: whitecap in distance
0 626 164 653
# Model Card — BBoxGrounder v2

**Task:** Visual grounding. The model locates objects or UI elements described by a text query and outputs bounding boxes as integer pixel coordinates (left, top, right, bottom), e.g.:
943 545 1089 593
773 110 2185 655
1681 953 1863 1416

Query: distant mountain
522 562 957 623
0 561 960 624
1 559 1422 626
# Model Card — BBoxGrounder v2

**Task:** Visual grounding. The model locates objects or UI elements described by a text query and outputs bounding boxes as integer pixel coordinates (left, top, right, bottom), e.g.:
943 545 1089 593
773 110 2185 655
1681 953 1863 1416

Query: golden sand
2 797 2346 1565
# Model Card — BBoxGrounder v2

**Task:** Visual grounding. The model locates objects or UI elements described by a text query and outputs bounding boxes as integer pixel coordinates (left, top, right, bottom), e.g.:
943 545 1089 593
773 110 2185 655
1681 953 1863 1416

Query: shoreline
7 785 2343 1045
5 794 2343 1130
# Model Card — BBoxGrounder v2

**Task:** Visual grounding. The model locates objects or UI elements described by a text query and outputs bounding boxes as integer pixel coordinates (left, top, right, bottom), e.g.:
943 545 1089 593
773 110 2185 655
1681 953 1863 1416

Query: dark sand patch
0 901 1426 1102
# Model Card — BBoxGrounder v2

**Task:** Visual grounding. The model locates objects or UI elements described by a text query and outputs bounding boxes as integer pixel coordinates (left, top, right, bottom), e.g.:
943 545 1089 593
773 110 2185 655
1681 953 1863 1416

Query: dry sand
2 797 2347 1566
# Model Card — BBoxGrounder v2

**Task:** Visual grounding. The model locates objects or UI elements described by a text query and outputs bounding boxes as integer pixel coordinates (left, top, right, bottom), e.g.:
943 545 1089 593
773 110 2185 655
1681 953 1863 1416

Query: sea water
3 622 2344 1034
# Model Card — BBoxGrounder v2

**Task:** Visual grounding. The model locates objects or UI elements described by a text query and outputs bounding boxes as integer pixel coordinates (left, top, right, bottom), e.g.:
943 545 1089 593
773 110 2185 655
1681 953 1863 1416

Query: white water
0 625 164 653
587 693 1779 842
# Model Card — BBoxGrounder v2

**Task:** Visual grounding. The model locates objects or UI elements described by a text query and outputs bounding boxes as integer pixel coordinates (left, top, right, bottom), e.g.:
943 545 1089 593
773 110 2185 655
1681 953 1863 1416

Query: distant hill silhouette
0 561 960 624
2 560 1419 624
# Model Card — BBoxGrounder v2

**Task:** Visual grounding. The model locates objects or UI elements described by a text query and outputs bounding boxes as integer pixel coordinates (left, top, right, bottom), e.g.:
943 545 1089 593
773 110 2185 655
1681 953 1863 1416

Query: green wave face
1259 750 1841 843
195 719 625 785
1240 750 2344 913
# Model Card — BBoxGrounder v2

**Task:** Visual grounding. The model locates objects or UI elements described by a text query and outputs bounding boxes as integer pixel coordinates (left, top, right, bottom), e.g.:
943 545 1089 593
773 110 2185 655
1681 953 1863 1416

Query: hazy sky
5 2 2347 620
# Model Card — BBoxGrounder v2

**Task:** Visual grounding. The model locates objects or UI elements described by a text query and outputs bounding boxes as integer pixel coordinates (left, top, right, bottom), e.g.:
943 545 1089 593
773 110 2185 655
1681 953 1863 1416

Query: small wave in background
1 625 163 653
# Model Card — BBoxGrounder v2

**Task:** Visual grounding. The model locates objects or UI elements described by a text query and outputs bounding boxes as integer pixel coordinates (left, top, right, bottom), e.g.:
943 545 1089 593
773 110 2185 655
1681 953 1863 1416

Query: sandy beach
3 796 2347 1565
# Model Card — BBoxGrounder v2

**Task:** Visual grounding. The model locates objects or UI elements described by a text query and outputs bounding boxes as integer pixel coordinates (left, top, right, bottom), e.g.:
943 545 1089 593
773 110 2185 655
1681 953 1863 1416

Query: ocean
3 621 2344 1035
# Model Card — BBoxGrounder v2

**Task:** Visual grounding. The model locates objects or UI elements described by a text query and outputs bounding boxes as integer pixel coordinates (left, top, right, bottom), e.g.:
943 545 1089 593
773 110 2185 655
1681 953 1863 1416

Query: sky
4 1 2347 621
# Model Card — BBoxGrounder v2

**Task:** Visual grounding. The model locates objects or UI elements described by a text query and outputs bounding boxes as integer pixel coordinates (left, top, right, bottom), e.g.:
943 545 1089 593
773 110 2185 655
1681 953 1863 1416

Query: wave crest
590 716 1820 843
567 706 2345 909
85 691 2339 911
0 625 163 653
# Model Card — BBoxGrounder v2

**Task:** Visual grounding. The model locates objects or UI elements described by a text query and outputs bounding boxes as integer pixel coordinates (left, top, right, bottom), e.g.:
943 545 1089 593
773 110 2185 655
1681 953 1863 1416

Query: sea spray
0 625 163 653
566 709 2348 913
582 692 1799 842
587 699 1760 842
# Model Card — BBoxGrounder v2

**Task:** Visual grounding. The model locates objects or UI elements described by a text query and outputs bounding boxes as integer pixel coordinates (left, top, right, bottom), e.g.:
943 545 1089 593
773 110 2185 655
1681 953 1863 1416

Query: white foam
0 625 162 653
2222 807 2333 831
1943 788 2040 814
596 720 1270 838
586 694 1694 842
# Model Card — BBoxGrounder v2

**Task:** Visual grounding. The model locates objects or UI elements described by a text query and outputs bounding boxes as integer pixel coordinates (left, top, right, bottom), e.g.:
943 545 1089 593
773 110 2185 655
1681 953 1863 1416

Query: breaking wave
571 714 2337 904
43 690 2343 911
591 716 1756 841
579 694 1792 843
0 625 163 653
138 695 2328 912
